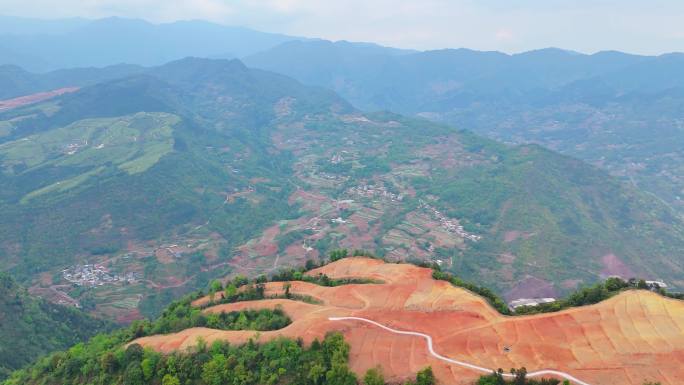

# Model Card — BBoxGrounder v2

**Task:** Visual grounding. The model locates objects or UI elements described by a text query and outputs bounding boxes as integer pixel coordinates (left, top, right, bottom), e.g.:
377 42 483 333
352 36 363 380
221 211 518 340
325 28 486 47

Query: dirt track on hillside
0 87 79 111
133 258 684 385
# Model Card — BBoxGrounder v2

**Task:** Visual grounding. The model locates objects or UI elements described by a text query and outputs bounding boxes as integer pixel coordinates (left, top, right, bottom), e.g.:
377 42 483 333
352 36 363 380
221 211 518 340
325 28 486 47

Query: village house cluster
419 200 482 242
62 264 138 286
314 171 349 182
330 152 344 164
347 184 404 202
64 139 88 155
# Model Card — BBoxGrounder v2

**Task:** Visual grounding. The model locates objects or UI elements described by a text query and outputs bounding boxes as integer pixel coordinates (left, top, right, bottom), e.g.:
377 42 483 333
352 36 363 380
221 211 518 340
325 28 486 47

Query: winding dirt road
134 257 684 385
329 316 592 385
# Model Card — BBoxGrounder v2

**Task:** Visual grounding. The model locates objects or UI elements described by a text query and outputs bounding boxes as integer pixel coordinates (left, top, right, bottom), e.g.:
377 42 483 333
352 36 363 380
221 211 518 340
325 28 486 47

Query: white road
329 316 593 385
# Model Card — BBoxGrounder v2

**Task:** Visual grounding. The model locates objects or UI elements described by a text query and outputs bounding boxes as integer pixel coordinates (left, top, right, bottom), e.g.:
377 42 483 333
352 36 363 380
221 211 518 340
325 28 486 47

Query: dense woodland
0 273 111 380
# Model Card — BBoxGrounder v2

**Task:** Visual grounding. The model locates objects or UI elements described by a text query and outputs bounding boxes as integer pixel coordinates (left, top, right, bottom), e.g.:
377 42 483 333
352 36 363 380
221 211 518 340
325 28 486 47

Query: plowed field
133 258 684 385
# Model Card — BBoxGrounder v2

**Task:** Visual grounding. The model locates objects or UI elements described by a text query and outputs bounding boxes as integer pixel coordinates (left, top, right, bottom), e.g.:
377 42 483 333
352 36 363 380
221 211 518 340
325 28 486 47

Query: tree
637 279 649 290
123 362 144 385
210 280 223 293
235 312 249 329
233 275 249 287
101 352 118 374
416 366 436 385
511 367 527 385
325 358 357 385
124 344 144 365
141 357 157 381
329 249 349 262
195 336 208 353
209 280 222 302
364 367 385 385
201 354 228 385
604 277 627 292
162 374 181 385
284 282 292 298
224 283 237 299
308 362 326 385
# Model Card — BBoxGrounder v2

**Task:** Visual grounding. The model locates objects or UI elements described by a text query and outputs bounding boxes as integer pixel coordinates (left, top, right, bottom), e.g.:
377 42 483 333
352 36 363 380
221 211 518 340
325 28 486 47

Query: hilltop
6 257 681 385
1 58 683 324
133 257 684 385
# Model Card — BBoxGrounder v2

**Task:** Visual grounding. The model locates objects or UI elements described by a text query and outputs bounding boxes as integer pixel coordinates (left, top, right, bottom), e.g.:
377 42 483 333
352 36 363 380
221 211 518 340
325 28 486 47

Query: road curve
329 316 592 385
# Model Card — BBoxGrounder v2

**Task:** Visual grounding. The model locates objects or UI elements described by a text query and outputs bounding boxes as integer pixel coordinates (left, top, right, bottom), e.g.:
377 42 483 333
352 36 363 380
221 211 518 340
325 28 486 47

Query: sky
1 0 683 54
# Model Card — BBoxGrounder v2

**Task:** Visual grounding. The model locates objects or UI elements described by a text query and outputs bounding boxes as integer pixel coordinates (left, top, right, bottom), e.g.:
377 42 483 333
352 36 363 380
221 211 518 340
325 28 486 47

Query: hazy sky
1 0 683 54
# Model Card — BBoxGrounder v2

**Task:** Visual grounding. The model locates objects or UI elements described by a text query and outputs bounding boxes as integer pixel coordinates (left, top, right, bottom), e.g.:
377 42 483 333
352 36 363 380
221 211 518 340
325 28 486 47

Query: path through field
132 257 684 385
329 316 592 385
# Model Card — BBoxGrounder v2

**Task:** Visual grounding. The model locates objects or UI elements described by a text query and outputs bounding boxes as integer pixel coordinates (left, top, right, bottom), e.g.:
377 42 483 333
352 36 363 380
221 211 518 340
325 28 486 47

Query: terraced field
132 258 684 385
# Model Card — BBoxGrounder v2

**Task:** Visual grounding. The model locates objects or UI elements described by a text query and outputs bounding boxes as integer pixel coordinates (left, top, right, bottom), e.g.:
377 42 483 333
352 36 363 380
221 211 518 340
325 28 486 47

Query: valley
1 10 683 385
1 58 683 323
245 43 684 217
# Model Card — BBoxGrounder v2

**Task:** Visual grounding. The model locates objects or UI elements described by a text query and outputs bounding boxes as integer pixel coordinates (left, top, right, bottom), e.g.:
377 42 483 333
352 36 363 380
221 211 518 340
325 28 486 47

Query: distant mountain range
0 16 303 71
1 17 683 385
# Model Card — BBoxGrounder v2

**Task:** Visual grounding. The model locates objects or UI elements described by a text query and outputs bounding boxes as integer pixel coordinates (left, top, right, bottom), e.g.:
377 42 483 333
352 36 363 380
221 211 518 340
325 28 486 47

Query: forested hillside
1 58 682 325
0 63 144 99
0 273 111 380
245 42 684 217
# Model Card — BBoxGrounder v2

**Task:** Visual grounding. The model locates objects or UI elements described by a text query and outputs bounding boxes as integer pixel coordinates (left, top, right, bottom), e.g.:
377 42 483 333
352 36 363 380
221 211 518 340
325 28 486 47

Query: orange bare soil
133 258 684 385
0 87 79 111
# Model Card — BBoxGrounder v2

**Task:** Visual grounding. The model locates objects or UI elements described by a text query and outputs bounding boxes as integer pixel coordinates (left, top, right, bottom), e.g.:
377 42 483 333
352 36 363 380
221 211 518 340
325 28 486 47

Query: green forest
0 273 111 379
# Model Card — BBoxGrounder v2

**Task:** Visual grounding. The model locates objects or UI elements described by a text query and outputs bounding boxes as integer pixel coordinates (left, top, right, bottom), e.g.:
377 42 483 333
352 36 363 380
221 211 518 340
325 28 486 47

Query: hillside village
62 264 138 287
419 200 482 242
346 184 404 202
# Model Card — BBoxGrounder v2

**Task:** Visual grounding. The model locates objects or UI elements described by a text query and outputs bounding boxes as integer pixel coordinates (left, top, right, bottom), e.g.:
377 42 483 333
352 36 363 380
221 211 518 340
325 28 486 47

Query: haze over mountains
1 13 684 385
245 41 684 215
2 17 682 218
0 15 300 71
1 13 683 307
2 55 683 322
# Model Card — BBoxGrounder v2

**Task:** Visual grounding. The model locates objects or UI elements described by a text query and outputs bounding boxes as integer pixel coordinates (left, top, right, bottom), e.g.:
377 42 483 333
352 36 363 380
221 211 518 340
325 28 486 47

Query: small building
509 297 556 310
645 280 668 289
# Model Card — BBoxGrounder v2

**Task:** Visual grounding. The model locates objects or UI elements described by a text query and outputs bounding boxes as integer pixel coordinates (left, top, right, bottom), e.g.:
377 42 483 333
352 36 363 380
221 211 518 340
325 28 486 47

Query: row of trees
431 269 512 315
4 330 358 385
514 277 675 315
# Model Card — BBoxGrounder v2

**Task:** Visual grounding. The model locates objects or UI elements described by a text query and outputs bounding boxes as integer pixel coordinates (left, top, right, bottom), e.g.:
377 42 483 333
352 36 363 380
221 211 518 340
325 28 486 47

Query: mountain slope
0 64 144 99
129 257 683 385
0 58 682 324
0 272 110 380
5 257 678 385
244 42 684 216
0 59 349 319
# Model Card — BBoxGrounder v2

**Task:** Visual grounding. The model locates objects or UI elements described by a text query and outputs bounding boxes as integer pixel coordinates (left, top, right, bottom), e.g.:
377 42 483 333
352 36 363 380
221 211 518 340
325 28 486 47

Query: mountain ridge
0 57 682 324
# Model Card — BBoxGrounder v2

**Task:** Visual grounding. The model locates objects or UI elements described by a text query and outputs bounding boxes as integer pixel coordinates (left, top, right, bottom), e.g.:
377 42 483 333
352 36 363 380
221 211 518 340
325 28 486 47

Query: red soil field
0 87 79 111
133 258 684 385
